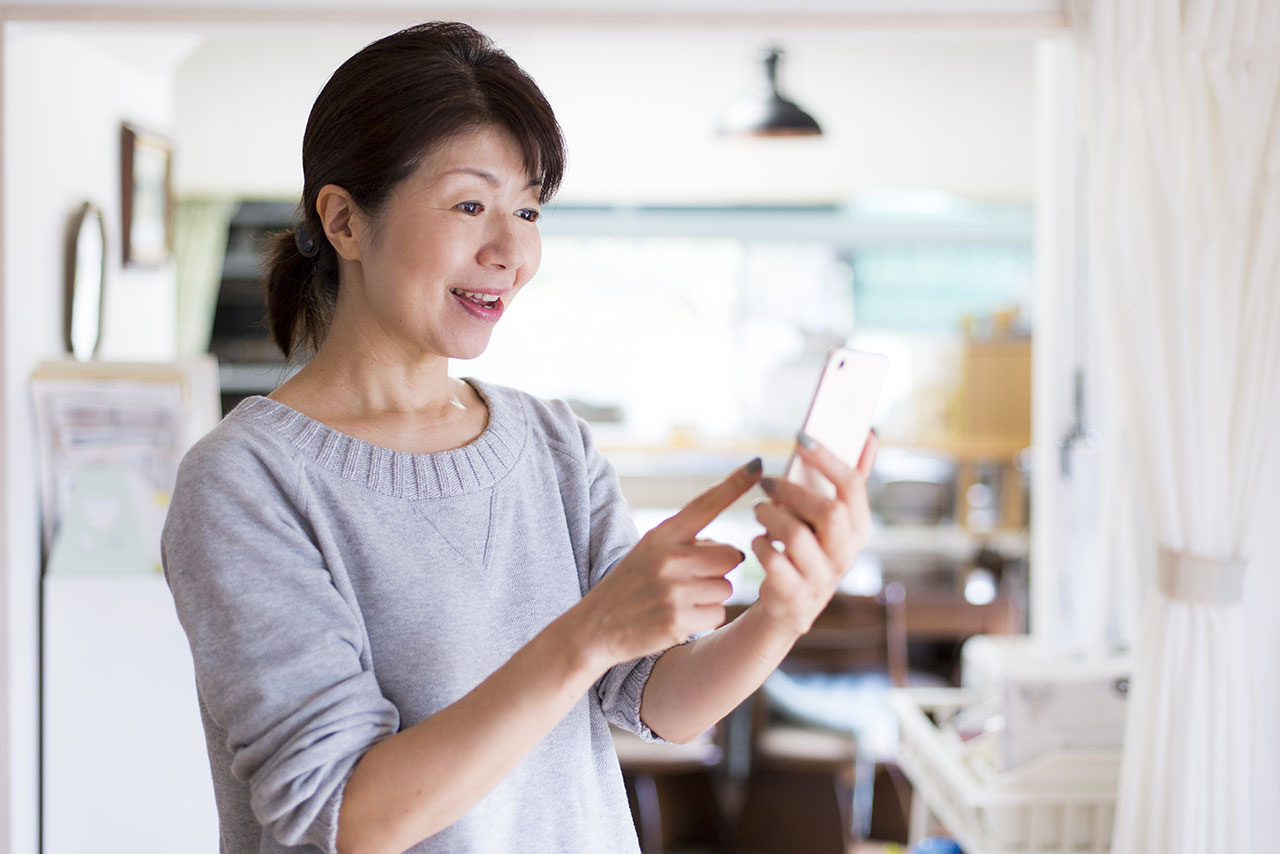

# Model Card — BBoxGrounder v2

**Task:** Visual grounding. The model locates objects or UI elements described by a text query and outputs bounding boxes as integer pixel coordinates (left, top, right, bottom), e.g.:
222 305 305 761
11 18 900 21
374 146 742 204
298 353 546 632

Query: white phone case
784 348 889 498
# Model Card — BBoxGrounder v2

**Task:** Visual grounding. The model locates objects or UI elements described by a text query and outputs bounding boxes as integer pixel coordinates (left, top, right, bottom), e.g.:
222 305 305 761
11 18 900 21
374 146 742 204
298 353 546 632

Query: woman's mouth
450 288 505 321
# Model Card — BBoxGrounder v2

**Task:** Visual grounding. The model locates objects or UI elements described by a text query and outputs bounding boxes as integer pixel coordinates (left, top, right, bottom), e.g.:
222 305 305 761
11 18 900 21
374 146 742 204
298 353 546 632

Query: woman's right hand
580 458 763 665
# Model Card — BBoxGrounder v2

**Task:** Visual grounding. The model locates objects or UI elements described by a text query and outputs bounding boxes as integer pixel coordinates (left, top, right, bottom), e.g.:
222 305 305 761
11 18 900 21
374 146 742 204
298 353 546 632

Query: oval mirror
65 202 106 360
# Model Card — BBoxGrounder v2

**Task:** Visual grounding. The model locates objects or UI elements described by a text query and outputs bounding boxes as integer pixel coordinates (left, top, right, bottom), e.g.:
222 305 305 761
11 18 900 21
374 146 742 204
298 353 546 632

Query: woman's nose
477 217 536 272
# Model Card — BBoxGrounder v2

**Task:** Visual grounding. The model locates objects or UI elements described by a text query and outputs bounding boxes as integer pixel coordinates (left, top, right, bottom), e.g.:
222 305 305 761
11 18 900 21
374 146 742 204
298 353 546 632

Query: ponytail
262 217 338 360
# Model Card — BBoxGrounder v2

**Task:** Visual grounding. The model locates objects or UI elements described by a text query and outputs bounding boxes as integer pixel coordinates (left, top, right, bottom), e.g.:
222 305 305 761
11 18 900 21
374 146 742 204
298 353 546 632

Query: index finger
793 429 879 503
656 457 763 541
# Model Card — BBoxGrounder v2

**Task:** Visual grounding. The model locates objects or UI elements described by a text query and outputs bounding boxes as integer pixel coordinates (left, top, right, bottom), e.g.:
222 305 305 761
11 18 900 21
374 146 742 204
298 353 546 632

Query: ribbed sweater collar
232 378 525 500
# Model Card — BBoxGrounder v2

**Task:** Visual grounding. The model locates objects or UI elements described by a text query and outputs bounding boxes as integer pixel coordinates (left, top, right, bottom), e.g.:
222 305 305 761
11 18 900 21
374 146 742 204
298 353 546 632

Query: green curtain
173 197 234 358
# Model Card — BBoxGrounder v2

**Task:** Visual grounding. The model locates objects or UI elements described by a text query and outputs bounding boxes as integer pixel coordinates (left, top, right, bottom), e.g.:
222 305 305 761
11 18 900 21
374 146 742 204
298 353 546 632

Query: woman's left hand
750 430 879 637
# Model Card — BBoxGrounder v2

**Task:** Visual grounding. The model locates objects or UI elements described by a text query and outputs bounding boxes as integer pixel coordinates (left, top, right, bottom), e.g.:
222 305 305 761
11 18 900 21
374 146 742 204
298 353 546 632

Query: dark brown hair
263 22 566 359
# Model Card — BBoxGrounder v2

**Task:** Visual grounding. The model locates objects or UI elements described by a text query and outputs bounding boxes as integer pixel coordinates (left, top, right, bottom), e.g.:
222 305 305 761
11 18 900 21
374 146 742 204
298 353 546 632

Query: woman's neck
267 325 488 454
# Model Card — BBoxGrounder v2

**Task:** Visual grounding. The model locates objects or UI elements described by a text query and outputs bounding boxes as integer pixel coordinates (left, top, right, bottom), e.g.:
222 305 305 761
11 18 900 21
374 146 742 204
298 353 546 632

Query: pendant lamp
722 47 823 138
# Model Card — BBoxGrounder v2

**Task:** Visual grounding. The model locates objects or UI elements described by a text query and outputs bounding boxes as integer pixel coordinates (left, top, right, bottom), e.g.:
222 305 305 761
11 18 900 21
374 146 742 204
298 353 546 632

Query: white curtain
1069 1 1280 852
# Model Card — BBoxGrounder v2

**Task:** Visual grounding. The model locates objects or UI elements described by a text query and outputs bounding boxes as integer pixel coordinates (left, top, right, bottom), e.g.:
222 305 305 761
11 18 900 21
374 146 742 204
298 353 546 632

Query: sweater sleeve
567 415 669 742
161 429 399 852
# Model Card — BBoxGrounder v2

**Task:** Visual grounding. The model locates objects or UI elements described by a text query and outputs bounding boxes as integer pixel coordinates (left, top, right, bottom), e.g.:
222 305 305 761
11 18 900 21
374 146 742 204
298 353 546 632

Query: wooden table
901 589 1023 640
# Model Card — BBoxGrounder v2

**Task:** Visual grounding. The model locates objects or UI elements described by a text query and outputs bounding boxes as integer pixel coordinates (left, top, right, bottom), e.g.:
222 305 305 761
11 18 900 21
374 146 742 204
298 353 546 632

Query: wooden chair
733 586 908 854
776 585 908 684
612 725 726 854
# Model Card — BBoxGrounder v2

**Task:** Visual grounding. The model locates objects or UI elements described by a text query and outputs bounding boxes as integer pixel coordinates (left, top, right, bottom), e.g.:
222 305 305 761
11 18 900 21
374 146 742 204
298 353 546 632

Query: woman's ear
315 184 364 261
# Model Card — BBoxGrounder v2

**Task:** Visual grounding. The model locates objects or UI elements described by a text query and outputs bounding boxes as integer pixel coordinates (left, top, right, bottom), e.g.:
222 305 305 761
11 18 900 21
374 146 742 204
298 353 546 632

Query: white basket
888 688 1120 854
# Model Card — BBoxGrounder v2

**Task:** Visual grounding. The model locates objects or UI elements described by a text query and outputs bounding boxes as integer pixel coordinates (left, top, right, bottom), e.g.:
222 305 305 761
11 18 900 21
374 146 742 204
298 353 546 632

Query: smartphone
784 348 889 498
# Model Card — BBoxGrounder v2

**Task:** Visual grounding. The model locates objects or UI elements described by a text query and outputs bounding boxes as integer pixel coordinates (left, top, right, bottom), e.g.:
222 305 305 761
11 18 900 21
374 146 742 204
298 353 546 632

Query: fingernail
745 457 763 475
796 431 816 449
736 549 746 563
760 477 779 496
871 426 879 437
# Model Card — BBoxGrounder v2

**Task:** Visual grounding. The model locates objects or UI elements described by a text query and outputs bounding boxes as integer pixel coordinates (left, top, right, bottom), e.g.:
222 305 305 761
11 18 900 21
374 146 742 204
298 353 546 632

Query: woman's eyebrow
442 167 542 190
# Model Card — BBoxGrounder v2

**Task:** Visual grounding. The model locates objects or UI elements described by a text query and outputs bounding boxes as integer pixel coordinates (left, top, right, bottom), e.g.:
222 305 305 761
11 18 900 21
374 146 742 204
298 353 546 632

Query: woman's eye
517 208 541 223
457 201 484 215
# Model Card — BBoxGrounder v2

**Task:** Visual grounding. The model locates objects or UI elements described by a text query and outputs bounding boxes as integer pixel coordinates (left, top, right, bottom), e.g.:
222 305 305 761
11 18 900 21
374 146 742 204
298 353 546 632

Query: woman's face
343 125 544 361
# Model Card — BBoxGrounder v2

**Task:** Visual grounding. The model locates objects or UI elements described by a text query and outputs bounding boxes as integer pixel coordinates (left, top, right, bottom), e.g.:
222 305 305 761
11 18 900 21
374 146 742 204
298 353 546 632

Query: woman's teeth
450 288 500 304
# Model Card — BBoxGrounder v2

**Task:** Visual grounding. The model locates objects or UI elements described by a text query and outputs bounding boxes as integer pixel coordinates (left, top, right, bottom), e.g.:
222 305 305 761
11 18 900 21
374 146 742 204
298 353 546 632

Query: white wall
1 24 176 854
174 26 1035 203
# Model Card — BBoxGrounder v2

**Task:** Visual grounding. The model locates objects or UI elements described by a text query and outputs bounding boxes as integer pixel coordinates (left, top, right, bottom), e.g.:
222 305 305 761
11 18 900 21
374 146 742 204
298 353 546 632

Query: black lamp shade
722 47 823 138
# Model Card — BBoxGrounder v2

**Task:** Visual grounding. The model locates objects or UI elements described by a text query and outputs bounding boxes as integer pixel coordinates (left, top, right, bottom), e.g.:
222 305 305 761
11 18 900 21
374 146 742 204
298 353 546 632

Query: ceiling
3 0 1066 29
7 0 1053 203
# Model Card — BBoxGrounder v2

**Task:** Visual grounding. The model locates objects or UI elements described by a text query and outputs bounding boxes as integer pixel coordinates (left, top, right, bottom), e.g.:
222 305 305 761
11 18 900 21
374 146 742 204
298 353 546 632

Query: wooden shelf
892 435 1029 462
869 524 1028 560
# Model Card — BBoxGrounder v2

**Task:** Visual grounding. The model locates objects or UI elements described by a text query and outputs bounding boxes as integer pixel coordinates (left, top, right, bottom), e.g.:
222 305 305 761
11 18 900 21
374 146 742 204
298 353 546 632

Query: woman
162 21 877 854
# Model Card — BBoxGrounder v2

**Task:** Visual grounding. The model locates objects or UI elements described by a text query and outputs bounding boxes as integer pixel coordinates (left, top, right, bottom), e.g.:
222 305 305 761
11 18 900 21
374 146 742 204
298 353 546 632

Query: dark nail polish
745 457 763 475
736 549 746 563
796 431 816 450
871 426 879 437
760 477 779 496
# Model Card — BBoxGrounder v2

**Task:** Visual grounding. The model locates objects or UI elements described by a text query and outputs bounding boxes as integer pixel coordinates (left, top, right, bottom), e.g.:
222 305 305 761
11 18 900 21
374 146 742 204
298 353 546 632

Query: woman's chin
445 334 495 362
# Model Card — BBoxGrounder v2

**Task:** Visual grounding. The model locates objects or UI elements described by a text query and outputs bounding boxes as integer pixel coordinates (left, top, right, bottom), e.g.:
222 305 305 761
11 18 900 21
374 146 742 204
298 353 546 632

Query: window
463 200 1032 445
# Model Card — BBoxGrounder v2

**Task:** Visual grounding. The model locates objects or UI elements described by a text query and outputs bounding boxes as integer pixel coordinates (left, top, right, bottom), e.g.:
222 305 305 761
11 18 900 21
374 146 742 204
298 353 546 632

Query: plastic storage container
889 688 1119 854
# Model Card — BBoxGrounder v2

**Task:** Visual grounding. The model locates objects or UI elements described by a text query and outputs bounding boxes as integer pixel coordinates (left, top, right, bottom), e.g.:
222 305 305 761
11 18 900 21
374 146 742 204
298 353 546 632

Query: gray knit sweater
161 379 656 854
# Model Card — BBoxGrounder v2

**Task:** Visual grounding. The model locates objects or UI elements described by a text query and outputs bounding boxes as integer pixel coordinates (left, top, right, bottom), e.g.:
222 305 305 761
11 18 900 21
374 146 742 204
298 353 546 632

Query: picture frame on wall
120 123 173 266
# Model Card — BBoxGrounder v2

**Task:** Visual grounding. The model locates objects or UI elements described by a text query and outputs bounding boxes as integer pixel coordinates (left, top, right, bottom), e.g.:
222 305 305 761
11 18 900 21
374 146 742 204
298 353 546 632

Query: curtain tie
1156 546 1245 606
